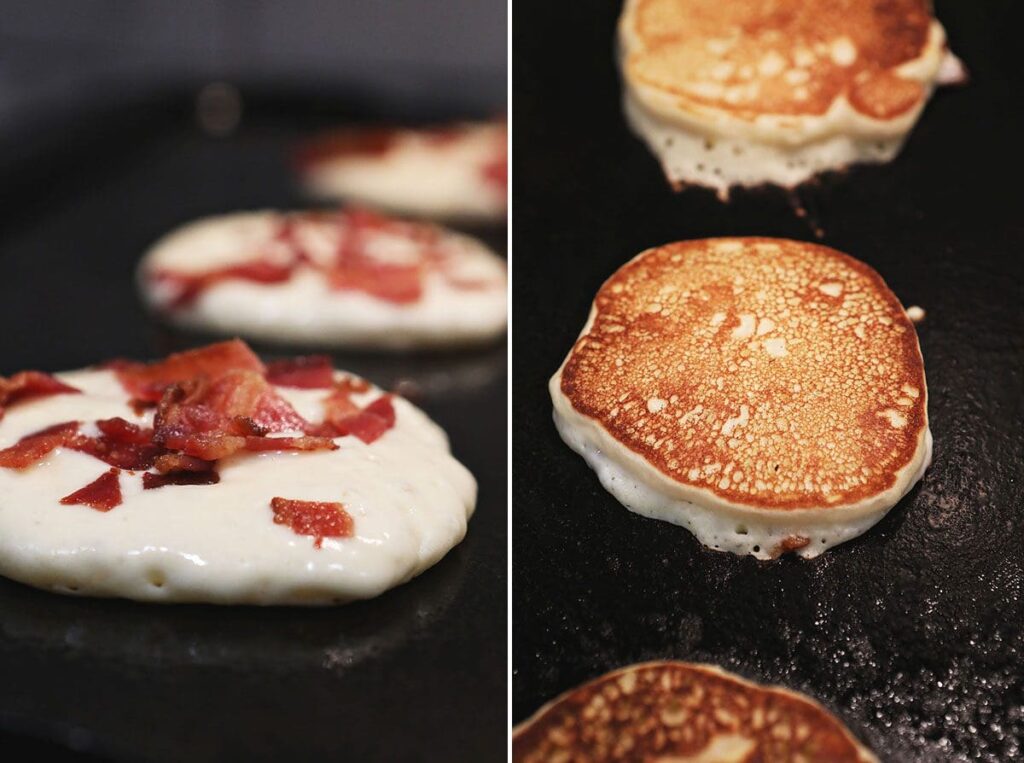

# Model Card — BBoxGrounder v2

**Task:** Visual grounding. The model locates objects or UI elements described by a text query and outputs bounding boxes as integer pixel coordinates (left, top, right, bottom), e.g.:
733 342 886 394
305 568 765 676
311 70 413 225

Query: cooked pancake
550 238 931 558
618 0 963 196
513 662 877 762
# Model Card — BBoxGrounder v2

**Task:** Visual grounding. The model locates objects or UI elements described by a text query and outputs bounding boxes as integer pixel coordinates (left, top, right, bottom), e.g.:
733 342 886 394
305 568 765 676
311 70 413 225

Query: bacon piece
481 156 507 190
327 395 396 444
153 370 314 460
113 340 266 402
143 470 220 490
153 260 294 309
327 262 424 304
265 356 335 389
243 435 337 453
60 468 122 511
294 128 399 170
153 453 215 474
0 421 80 469
0 371 80 422
69 417 163 470
270 497 354 548
329 210 426 304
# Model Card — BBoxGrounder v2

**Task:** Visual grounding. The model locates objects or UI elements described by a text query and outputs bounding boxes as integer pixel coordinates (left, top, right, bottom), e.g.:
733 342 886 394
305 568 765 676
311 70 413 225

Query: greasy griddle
0 89 506 761
512 1 1023 760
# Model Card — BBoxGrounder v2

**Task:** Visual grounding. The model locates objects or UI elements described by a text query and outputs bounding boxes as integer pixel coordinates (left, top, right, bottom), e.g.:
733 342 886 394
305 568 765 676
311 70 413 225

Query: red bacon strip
60 468 122 511
243 435 338 452
153 453 215 474
481 156 507 191
294 128 399 170
69 417 162 470
148 208 499 311
0 371 80 423
270 497 354 548
0 421 80 469
266 356 335 389
153 260 294 309
112 339 266 403
152 370 333 460
143 470 220 490
0 345 392 509
323 395 396 445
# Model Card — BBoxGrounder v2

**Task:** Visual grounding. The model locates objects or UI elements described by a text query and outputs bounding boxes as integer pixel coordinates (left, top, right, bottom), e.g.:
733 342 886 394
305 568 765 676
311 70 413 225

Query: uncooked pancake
513 662 877 762
618 0 964 196
137 208 507 350
550 238 931 558
296 121 507 222
0 341 476 604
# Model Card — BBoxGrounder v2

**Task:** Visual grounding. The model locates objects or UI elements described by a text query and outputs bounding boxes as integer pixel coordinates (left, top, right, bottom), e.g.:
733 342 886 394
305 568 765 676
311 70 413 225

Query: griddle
0 86 506 761
512 1 1023 760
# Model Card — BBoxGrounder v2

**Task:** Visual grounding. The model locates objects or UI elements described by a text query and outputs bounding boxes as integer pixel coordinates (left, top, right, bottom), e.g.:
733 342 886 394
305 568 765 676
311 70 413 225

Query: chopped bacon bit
327 395 396 444
154 260 294 309
153 453 215 474
96 417 152 444
68 417 162 470
327 261 424 303
159 432 248 461
0 371 80 422
481 156 507 191
150 208 496 312
0 421 80 469
422 125 467 147
143 470 220 490
60 468 122 511
113 340 266 402
294 128 399 170
199 370 309 433
265 356 335 389
243 435 338 452
270 497 354 548
319 377 368 423
129 398 156 417
152 370 314 460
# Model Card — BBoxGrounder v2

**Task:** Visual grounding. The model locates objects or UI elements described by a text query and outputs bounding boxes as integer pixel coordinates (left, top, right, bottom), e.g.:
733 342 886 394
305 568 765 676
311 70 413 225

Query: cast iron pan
0 87 506 761
512 1 1023 760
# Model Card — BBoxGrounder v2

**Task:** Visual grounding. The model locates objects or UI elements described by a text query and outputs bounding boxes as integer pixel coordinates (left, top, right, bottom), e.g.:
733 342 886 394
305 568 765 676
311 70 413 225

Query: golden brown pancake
618 0 961 195
513 662 877 762
624 0 936 121
550 238 931 558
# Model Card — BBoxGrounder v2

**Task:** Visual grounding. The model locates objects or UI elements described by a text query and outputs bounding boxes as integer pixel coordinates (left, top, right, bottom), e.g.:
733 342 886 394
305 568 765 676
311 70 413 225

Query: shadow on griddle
0 541 468 674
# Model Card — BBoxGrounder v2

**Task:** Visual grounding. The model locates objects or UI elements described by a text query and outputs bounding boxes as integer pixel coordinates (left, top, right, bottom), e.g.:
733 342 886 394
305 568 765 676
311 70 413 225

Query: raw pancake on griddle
550 238 931 558
0 341 476 604
136 208 508 350
296 120 507 223
513 661 877 762
618 0 964 197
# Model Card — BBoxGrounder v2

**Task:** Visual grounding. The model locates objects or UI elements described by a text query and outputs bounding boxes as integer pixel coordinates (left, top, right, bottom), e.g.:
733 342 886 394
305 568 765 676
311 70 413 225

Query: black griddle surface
0 90 506 761
512 2 1023 761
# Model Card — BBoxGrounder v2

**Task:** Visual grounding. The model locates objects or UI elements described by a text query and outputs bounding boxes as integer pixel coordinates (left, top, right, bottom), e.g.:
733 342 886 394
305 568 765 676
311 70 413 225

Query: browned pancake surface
559 238 926 511
624 0 935 120
513 662 871 762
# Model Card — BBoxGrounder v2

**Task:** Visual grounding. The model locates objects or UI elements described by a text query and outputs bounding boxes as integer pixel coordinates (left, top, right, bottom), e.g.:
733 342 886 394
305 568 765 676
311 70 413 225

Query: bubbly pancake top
622 0 936 120
513 662 872 762
559 238 927 511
